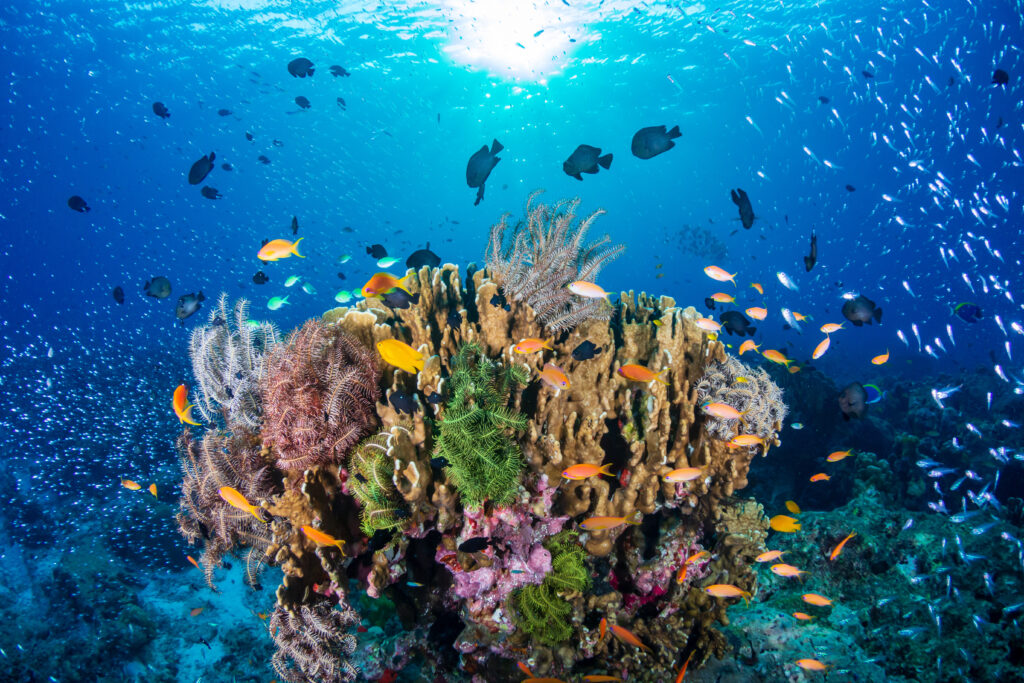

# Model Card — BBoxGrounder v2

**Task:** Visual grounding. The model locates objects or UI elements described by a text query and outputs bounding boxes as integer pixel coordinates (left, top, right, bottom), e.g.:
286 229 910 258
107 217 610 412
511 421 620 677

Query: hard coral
261 321 380 472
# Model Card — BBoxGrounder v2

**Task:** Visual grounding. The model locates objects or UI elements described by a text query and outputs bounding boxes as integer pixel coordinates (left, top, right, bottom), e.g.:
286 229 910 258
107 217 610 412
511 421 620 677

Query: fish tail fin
874 307 883 322
626 510 643 525
748 326 757 336
543 337 554 350
490 139 504 154
668 125 681 138
742 591 751 605
598 153 613 169
598 463 616 477
292 237 305 258
397 274 413 294
182 404 201 426
336 540 347 556
655 369 670 385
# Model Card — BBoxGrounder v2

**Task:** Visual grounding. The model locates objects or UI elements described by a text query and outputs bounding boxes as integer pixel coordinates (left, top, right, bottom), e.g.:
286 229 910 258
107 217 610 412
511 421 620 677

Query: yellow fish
761 349 792 366
376 339 424 374
148 483 158 498
784 500 801 514
871 349 890 365
738 340 760 355
257 237 304 261
769 514 801 532
173 384 201 426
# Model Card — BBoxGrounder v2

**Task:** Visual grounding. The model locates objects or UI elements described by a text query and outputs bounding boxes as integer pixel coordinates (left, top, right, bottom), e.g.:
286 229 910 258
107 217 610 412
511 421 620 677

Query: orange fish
705 584 751 603
121 479 141 491
685 550 711 566
695 317 722 332
829 532 857 561
794 658 829 671
539 363 570 393
580 512 641 531
792 612 815 621
617 364 669 385
701 401 744 419
749 282 764 294
562 463 615 480
257 237 304 261
663 467 702 483
802 593 832 606
675 652 694 683
761 349 792 366
784 500 801 514
792 312 809 322
745 306 768 320
710 292 735 303
809 473 830 482
770 563 807 579
187 555 200 569
173 384 201 426
755 550 785 563
190 607 204 617
738 340 760 355
787 365 801 374
826 449 852 463
769 515 801 532
514 337 553 354
871 349 889 365
599 616 607 640
811 337 830 360
609 623 650 650
218 486 265 522
362 272 411 298
728 434 763 449
257 612 268 620
567 280 610 299
820 322 845 334
703 265 737 285
523 679 567 683
301 525 347 555
517 662 534 677
148 483 158 498
582 676 623 682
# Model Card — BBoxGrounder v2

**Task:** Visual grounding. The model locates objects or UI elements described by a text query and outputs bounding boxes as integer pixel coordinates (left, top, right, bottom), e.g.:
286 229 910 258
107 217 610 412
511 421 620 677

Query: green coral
510 532 590 645
434 342 529 508
347 433 405 535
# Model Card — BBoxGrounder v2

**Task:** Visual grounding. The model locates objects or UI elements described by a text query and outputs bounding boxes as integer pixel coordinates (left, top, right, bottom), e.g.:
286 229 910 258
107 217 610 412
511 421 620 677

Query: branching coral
510 532 590 646
434 342 528 508
696 355 787 445
486 190 625 332
261 321 380 472
189 294 278 429
347 432 407 536
269 599 359 683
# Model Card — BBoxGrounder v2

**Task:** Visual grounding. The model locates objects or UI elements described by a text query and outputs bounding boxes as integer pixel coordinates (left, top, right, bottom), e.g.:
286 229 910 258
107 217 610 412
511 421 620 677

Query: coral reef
510 531 590 645
696 355 787 446
347 432 408 536
270 599 359 683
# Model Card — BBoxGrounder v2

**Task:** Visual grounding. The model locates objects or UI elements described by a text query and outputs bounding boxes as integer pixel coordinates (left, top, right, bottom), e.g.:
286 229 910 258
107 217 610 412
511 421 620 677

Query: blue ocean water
2 0 1023 681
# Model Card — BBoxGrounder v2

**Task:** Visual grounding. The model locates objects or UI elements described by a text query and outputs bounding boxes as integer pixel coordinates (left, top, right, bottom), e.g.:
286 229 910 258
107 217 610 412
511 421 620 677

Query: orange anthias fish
362 272 411 298
148 483 158 498
792 612 815 621
580 512 641 531
568 280 611 299
802 593 833 606
523 679 568 683
745 306 768 320
738 340 760 355
539 363 570 393
562 463 615 480
582 676 623 682
827 449 852 462
728 434 763 449
695 317 722 332
710 292 735 303
599 616 607 640
121 479 142 491
257 237 304 261
820 322 845 334
755 550 785 563
218 486 266 522
795 658 829 671
701 402 744 419
190 607 205 617
792 312 809 322
703 265 737 285
871 349 890 365
770 563 807 579
609 623 651 650
187 555 200 569
749 282 764 295
811 337 830 360
514 337 553 354
376 339 424 374
664 467 703 483
173 384 201 426
769 515 801 532
810 473 831 482
301 525 347 555
675 652 694 683
761 349 792 366
829 532 857 561
787 365 801 374
784 500 801 514
617 364 669 385
705 584 751 603
685 550 711 567
517 662 534 677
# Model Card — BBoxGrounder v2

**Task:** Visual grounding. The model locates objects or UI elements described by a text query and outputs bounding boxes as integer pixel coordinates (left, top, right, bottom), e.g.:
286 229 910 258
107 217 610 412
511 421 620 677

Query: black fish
458 537 493 553
176 291 205 321
719 310 756 337
112 286 125 304
427 392 443 405
67 195 90 213
198 638 211 650
845 184 856 192
803 230 817 272
188 152 215 185
221 163 233 171
381 290 421 310
291 216 299 235
367 244 388 259
818 95 830 104
368 528 395 551
466 139 503 206
245 132 254 141
992 68 1009 86
295 96 311 109
144 276 172 299
842 295 882 326
862 70 874 78
447 310 462 328
257 155 270 164
704 297 716 311
631 124 681 159
152 102 170 119
406 243 441 269
217 109 232 117
489 292 511 311
337 97 346 110
200 186 222 199
730 188 755 229
252 271 269 285
571 340 601 361
287 57 315 78
389 391 418 414
563 144 613 180
336 272 345 280
839 382 867 421
330 65 350 77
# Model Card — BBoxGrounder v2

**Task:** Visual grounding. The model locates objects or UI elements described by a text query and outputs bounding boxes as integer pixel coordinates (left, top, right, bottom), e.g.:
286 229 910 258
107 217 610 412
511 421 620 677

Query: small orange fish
582 676 623 682
705 584 751 603
770 563 807 579
745 306 768 320
685 550 711 566
218 486 265 522
738 340 760 355
755 550 785 563
121 479 141 491
609 623 650 650
810 472 831 482
599 616 607 640
826 449 852 463
710 292 735 303
187 555 200 569
190 607 204 617
769 515 801 533
517 662 534 677
148 483 158 498
617 364 669 385
792 612 815 621
562 463 615 480
257 237 304 261
362 272 411 298
173 384 201 426
749 282 764 294
663 467 702 483
695 317 722 332
675 652 694 683
728 434 763 449
794 658 829 671
580 512 642 531
701 401 744 419
784 500 801 514
820 322 845 334
871 349 889 365
257 612 268 620
539 362 570 392
811 337 830 360
514 337 553 354
704 265 737 285
802 593 832 606
522 679 568 683
568 280 610 298
829 532 857 561
792 312 809 322
762 349 792 366
301 525 347 555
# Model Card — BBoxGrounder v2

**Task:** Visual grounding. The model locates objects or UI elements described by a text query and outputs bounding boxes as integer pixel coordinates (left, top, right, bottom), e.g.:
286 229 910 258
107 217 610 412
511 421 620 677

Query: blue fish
953 302 982 323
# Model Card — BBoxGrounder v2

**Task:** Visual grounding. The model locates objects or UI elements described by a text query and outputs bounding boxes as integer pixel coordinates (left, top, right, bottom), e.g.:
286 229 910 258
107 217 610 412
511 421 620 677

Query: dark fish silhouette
252 271 269 285
953 302 983 323
200 186 222 200
176 292 205 321
221 163 233 171
427 392 443 405
704 297 716 311
458 537 494 553
368 528 395 551
217 109 232 117
389 391 417 415
367 244 388 259
804 230 817 272
257 155 270 164
381 290 421 310
730 188 755 229
631 125 681 159
67 195 90 213
144 276 172 299
845 184 856 192
719 310 756 337
291 216 299 235
842 295 882 326
563 144 613 180
839 382 868 421
571 340 601 361
447 310 462 328
330 65 350 77
406 243 440 269
287 57 314 78
337 97 346 110
862 70 875 78
188 152 216 185
112 286 125 304
466 139 503 206
295 96 311 109
992 68 1009 86
818 96 830 104
152 102 170 119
